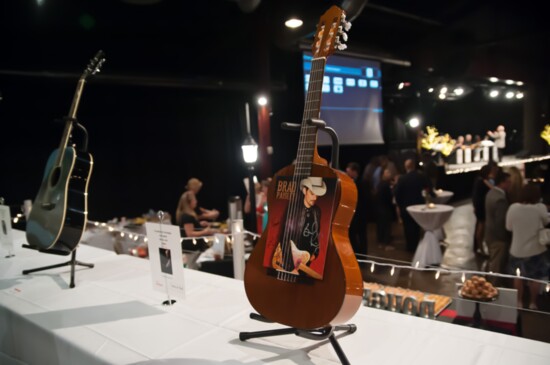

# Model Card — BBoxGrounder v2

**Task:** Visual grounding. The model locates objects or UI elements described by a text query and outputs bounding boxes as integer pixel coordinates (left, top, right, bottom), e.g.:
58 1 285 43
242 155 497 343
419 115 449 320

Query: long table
1 230 550 364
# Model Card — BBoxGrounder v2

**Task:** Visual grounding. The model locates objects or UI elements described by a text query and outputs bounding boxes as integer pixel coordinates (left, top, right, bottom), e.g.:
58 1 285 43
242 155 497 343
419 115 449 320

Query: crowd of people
176 147 548 308
345 154 548 308
344 155 434 255
472 161 549 309
432 125 507 164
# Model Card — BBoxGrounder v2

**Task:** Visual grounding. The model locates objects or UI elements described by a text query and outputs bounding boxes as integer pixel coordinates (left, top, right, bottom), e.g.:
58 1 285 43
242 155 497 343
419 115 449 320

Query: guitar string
279 59 315 281
279 57 325 282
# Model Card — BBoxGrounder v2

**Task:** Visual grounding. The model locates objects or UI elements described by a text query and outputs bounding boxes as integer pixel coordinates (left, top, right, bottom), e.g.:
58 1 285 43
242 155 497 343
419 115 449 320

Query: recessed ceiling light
454 87 464 96
505 91 515 99
516 92 524 99
285 18 303 28
516 81 524 86
505 79 514 85
489 77 499 83
489 90 499 98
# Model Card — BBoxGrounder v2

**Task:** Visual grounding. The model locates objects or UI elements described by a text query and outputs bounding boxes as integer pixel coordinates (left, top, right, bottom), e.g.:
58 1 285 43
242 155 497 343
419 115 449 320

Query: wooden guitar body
26 147 93 252
244 162 363 330
244 6 361 330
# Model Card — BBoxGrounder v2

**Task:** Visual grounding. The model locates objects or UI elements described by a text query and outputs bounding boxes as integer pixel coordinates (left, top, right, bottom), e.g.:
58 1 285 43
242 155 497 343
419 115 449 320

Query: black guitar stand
22 244 94 288
239 313 356 365
282 118 340 169
56 116 89 153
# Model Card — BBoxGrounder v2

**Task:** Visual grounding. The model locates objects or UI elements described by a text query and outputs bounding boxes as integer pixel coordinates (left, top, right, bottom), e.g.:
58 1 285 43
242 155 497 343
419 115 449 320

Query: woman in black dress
471 164 495 254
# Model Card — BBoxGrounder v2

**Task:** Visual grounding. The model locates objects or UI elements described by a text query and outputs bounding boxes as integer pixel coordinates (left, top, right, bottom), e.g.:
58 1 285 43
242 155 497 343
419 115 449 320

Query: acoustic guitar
244 6 363 330
26 51 105 252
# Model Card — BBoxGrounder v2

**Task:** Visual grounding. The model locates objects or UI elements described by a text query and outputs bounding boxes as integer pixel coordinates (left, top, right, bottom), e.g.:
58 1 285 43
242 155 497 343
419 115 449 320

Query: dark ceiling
1 0 549 88
1 0 548 219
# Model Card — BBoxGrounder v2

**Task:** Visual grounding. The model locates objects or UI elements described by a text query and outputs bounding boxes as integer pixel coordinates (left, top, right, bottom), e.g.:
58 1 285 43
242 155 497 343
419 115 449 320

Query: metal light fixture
241 102 258 165
241 102 258 233
242 134 258 164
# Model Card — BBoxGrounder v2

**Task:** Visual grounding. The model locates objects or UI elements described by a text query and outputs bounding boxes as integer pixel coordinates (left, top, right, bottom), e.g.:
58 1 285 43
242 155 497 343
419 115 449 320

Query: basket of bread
459 275 498 301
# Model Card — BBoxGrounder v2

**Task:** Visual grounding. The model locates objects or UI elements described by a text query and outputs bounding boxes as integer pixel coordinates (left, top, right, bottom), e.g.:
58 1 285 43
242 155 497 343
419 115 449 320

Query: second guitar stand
22 244 94 288
239 313 356 365
282 118 340 169
56 116 90 153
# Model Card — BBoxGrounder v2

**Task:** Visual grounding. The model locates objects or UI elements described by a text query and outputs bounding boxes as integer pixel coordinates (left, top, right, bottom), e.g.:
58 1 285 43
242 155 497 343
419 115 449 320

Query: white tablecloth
433 190 454 204
408 204 454 267
1 230 550 364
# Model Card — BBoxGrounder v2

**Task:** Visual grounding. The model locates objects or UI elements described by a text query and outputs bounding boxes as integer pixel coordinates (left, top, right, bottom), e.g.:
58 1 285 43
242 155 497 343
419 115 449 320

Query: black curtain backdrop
0 75 298 223
0 53 526 223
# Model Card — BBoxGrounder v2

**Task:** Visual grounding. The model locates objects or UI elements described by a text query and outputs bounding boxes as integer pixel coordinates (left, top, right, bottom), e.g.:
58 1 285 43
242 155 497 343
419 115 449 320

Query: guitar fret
295 56 325 171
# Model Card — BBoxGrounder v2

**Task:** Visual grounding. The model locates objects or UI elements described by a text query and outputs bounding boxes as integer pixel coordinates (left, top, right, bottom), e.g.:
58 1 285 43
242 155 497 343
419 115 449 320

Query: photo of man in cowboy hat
295 176 327 262
264 174 336 279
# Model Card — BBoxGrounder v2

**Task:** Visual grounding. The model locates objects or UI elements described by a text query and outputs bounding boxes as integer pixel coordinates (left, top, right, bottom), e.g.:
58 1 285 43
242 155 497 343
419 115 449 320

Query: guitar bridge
266 268 315 285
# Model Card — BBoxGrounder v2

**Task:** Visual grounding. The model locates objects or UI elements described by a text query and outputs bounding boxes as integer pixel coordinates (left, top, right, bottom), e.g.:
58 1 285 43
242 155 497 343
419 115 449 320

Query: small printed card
145 222 185 300
0 205 14 257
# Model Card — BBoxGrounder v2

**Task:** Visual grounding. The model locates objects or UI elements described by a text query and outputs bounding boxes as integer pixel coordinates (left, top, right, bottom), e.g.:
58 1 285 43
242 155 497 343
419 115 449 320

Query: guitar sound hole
50 167 61 187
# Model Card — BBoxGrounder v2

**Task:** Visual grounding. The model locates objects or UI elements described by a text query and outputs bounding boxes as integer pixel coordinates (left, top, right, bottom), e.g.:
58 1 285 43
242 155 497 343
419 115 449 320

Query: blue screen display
303 52 384 145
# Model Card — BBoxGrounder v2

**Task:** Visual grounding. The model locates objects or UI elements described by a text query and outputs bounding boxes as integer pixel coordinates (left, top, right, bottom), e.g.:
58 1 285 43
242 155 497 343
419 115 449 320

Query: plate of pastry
459 275 499 301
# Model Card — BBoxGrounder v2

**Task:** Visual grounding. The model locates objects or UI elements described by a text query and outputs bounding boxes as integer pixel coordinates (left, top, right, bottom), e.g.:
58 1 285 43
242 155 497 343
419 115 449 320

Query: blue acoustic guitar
26 51 105 253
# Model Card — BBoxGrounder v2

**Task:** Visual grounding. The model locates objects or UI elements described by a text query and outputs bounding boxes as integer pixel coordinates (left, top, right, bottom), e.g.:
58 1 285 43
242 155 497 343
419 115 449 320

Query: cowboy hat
300 176 327 196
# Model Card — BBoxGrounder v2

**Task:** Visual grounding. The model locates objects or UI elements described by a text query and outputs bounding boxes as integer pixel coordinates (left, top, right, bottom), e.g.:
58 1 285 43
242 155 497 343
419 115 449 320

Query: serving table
1 230 550 364
408 204 454 267
432 190 454 204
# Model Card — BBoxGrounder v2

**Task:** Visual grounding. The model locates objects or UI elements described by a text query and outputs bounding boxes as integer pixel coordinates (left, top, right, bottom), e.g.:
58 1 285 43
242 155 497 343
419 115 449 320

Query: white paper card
212 233 226 258
0 205 14 257
145 222 185 300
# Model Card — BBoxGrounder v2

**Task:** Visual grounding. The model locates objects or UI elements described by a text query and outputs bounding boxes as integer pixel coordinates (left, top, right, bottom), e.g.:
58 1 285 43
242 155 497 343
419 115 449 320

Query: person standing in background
471 164 494 255
487 125 506 162
244 178 270 233
375 167 396 251
394 159 432 253
484 170 511 280
507 166 524 204
346 162 368 255
506 183 550 309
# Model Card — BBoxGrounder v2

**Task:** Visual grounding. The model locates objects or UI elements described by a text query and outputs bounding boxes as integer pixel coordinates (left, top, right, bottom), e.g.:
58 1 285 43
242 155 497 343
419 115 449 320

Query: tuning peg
337 43 347 51
341 32 348 42
344 21 352 31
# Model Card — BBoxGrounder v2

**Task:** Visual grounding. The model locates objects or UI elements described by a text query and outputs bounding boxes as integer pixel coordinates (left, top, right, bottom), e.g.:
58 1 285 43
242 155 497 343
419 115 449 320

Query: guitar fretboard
294 57 326 180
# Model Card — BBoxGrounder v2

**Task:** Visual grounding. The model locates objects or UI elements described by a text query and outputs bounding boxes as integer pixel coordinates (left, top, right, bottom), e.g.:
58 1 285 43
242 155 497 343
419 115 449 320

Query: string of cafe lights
356 256 550 292
88 220 260 246
87 220 549 292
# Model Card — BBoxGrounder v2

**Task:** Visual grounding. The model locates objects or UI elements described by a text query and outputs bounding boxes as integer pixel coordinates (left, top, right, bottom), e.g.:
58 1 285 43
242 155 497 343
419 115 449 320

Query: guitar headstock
82 50 106 79
311 5 351 58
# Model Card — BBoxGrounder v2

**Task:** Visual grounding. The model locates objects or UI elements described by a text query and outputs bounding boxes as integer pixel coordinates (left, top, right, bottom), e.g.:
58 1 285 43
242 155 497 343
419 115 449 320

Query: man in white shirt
487 125 506 162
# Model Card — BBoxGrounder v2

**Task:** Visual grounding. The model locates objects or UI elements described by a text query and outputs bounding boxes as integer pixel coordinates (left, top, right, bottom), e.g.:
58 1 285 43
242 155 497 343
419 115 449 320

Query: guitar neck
295 57 326 178
54 77 87 167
